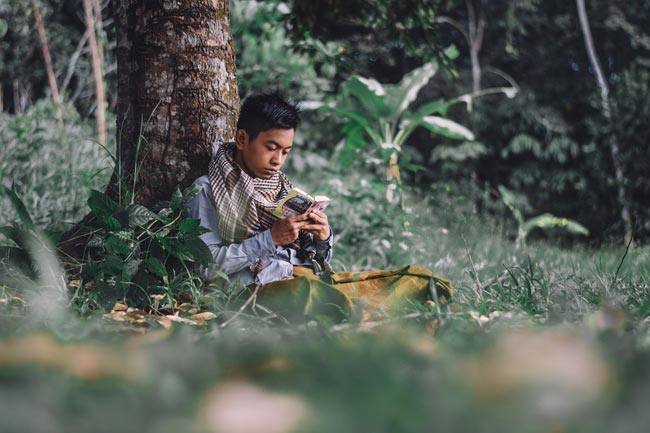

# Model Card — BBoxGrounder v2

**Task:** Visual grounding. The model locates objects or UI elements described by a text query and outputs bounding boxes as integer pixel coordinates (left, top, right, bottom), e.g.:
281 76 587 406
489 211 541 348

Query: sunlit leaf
331 107 372 129
418 116 475 140
157 208 173 222
170 188 184 209
389 61 438 117
521 214 589 237
342 76 389 118
182 183 203 201
126 204 158 227
414 99 448 117
87 234 105 248
356 76 386 96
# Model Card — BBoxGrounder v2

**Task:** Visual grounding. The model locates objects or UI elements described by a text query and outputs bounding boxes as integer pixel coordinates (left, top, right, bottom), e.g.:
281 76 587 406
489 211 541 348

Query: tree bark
576 0 633 244
82 0 107 146
466 0 485 94
12 80 20 113
58 0 239 260
435 1 485 105
91 0 105 67
32 0 63 125
111 0 239 207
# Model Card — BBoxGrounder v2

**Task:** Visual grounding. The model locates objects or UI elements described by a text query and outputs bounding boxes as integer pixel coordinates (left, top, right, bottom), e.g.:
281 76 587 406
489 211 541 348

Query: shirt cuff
241 229 277 262
314 227 333 255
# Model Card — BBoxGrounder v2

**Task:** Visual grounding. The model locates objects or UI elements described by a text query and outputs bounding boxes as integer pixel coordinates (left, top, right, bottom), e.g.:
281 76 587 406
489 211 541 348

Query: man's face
235 128 294 179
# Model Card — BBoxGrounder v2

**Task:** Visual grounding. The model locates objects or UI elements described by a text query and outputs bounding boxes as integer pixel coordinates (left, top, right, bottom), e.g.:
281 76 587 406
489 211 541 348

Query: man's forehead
256 129 294 146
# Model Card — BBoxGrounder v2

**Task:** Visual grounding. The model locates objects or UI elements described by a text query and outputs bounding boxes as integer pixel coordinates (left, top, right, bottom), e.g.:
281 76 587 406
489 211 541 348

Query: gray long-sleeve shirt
187 176 333 287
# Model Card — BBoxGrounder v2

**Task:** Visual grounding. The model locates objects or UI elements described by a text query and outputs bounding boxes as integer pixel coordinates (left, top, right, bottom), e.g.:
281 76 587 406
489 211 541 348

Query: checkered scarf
208 142 310 252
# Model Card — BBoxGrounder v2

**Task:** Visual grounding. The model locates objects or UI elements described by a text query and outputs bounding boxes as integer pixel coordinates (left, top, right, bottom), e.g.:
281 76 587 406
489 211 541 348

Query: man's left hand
303 210 330 241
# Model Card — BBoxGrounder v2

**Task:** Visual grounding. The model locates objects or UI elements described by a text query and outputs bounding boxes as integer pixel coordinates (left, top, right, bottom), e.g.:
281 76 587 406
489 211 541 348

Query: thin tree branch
576 0 610 105
32 0 63 125
60 30 89 96
82 0 107 146
576 0 633 244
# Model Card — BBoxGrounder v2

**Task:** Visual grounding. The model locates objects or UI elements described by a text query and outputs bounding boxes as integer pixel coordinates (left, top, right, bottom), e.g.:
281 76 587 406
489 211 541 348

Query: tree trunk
58 0 239 260
82 0 107 146
32 0 63 125
466 0 485 94
91 0 105 67
111 0 239 207
12 80 20 113
576 0 633 244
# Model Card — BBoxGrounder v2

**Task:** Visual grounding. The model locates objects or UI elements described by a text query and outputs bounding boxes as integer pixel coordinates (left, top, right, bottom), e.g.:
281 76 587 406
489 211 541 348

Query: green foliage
0 0 111 116
230 0 333 99
498 185 589 246
606 59 650 238
74 185 213 310
309 170 414 270
230 0 339 175
0 185 41 277
0 0 43 83
322 58 475 202
288 0 453 81
0 99 113 231
0 181 68 314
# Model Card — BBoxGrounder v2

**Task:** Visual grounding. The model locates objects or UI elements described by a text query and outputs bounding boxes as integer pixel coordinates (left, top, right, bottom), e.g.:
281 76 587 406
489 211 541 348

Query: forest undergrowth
1 109 650 433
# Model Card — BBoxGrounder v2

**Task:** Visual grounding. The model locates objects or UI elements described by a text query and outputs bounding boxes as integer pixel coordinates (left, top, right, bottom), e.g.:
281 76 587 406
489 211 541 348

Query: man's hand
302 210 330 241
270 214 310 246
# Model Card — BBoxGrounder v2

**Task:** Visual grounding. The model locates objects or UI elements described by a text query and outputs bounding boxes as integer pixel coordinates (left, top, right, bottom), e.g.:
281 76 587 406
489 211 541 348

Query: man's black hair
237 91 301 140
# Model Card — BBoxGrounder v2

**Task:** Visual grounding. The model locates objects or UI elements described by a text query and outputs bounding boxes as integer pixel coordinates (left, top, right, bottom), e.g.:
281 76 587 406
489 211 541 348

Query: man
189 91 452 321
188 91 332 287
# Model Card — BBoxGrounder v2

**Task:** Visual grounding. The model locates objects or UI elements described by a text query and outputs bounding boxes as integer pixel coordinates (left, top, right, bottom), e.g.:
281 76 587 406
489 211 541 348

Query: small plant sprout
498 185 589 246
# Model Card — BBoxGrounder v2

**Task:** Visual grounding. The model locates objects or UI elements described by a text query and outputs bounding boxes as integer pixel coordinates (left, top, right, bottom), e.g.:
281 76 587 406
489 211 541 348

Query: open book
272 187 331 218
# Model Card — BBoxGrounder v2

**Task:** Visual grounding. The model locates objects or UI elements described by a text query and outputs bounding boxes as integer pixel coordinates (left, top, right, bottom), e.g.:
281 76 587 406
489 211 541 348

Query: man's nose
270 152 282 166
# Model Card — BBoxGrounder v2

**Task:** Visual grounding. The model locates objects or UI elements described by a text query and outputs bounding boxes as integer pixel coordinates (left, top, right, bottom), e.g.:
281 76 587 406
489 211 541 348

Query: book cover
273 188 331 218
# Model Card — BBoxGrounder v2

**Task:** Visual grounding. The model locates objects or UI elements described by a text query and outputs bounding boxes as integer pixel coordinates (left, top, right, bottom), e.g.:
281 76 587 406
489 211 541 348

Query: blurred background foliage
1 0 650 246
2 3 650 431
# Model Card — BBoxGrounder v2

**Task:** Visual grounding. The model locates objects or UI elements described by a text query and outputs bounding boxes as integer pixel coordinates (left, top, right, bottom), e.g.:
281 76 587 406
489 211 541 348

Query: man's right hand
270 214 310 246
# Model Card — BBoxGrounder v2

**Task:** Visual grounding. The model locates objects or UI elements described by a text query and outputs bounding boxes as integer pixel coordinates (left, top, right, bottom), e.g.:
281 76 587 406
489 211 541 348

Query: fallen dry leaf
112 302 128 312
190 311 218 325
150 294 166 302
165 313 198 325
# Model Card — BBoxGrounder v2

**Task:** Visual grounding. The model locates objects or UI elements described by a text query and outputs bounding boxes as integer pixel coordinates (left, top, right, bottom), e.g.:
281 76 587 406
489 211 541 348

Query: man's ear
235 129 249 150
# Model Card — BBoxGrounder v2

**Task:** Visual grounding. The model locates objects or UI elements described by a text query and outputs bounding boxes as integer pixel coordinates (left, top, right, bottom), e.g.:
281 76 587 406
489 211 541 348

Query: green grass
1 114 650 433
